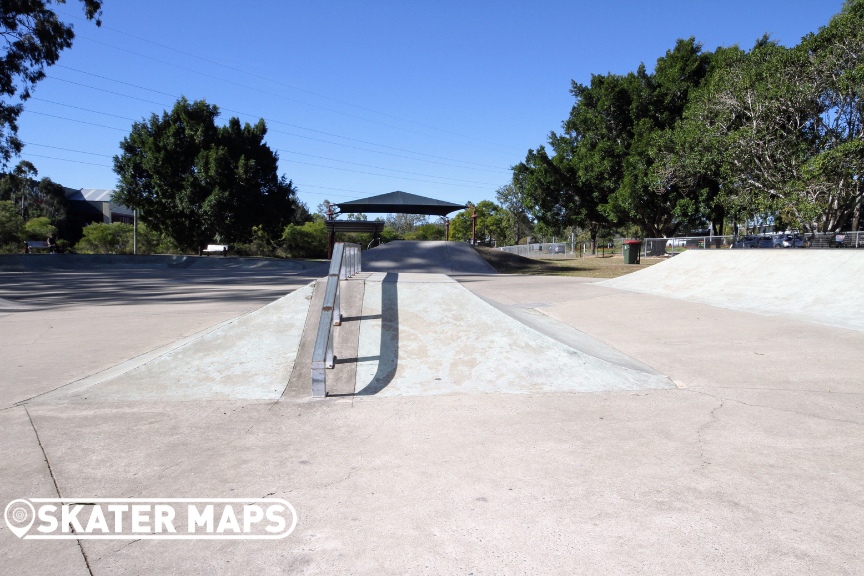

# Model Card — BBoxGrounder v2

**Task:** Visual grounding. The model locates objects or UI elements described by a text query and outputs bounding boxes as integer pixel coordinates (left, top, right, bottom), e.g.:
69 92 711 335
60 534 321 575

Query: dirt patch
473 246 663 278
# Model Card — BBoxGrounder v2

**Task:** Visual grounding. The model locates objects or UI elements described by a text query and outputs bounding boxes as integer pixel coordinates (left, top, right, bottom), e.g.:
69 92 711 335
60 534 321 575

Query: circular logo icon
4 499 35 538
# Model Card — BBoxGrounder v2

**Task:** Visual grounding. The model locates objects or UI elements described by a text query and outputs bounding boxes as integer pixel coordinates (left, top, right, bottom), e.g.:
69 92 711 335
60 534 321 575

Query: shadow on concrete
0 262 330 309
355 273 399 396
362 241 496 275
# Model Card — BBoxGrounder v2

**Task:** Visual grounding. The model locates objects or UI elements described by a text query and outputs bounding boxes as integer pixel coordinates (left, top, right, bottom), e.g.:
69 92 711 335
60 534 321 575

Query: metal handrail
311 242 361 397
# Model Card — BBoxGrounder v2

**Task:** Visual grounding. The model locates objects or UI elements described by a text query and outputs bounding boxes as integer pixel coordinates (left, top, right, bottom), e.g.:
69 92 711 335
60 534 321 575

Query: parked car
548 244 566 254
781 235 804 248
730 236 757 248
755 236 775 248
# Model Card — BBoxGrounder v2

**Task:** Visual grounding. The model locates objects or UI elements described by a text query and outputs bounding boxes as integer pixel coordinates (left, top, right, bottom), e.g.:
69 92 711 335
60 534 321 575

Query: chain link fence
497 231 863 259
641 231 863 256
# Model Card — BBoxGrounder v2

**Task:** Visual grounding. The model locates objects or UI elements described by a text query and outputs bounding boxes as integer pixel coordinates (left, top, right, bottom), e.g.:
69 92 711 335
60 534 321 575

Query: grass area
473 246 663 278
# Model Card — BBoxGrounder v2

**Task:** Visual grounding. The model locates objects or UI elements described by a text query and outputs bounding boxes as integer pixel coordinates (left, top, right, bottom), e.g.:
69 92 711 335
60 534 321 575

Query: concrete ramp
30 284 314 403
600 250 864 331
362 241 497 275
353 273 671 396
28 269 671 403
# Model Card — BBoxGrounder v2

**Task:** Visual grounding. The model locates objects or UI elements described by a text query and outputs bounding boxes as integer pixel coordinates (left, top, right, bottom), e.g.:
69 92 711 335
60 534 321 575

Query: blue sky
17 0 844 212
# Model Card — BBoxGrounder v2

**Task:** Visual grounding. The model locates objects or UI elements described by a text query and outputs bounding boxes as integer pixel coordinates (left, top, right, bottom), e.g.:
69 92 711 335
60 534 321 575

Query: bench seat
201 244 229 256
24 241 52 253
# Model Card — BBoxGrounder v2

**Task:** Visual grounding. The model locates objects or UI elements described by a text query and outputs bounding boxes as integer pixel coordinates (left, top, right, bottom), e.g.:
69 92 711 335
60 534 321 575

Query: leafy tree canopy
518 1 864 237
1 0 102 167
113 97 303 251
449 200 510 245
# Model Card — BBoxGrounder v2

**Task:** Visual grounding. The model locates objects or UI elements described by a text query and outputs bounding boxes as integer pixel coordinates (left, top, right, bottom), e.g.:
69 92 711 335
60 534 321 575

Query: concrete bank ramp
352 273 671 396
600 250 864 331
29 284 314 403
362 241 497 275
28 272 672 403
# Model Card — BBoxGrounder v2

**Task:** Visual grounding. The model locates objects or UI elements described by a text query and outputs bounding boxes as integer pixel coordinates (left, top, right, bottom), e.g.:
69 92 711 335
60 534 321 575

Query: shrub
0 200 23 248
74 222 178 254
281 221 327 258
22 217 58 240
75 223 133 254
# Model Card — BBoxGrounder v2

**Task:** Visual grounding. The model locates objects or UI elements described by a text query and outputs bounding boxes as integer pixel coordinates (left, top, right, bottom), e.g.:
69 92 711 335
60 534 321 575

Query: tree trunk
852 183 862 231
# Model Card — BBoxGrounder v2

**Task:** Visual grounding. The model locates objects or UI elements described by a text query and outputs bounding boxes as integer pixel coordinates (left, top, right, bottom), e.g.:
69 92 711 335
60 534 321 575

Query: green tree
113 98 302 251
448 208 472 242
75 222 132 254
0 163 72 237
22 216 56 239
384 213 428 235
0 1 102 167
406 222 445 241
514 38 721 245
0 160 37 212
664 2 864 234
798 0 864 231
281 220 327 258
0 199 24 248
73 221 172 254
495 183 534 245
448 201 509 245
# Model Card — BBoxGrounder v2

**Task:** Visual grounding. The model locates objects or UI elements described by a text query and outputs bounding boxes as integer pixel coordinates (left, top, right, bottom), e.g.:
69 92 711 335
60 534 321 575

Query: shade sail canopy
334 191 466 217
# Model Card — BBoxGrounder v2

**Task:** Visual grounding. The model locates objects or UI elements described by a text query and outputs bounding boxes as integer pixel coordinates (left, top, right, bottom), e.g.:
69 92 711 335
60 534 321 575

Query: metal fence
499 243 576 258
641 231 863 256
497 231 863 259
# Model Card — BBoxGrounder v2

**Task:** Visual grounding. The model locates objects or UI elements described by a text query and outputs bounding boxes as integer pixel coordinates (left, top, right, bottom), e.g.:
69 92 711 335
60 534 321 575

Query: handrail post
326 327 334 369
333 280 341 326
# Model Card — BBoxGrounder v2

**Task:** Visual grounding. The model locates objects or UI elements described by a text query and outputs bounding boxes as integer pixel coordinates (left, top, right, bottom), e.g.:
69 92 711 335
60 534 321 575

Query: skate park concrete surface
2 244 863 574
601 249 864 332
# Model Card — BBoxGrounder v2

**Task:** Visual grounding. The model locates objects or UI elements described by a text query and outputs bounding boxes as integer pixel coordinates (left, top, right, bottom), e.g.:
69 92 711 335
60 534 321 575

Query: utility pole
133 209 138 255
471 207 477 245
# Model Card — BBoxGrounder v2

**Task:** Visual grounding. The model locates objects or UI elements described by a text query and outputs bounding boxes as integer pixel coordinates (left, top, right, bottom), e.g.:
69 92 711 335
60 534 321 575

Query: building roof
334 191 466 217
64 188 115 202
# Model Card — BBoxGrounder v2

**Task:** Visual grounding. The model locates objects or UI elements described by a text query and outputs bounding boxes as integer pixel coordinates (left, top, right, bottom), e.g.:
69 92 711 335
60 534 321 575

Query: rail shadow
354 273 399 395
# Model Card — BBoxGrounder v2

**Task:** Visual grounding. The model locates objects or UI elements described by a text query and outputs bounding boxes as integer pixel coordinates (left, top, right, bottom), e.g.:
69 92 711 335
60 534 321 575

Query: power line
31 97 137 123
276 149 498 186
292 185 365 200
26 102 500 188
268 158 491 190
21 153 113 168
19 134 490 191
57 9 518 152
23 142 114 158
75 36 512 155
52 67 508 171
25 110 128 131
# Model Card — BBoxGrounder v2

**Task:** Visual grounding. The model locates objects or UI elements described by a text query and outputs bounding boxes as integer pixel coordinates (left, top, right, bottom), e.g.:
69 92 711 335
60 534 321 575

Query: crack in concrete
687 388 864 426
690 393 725 467
25 407 95 576
691 385 864 396
319 411 391 490
111 539 141 555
